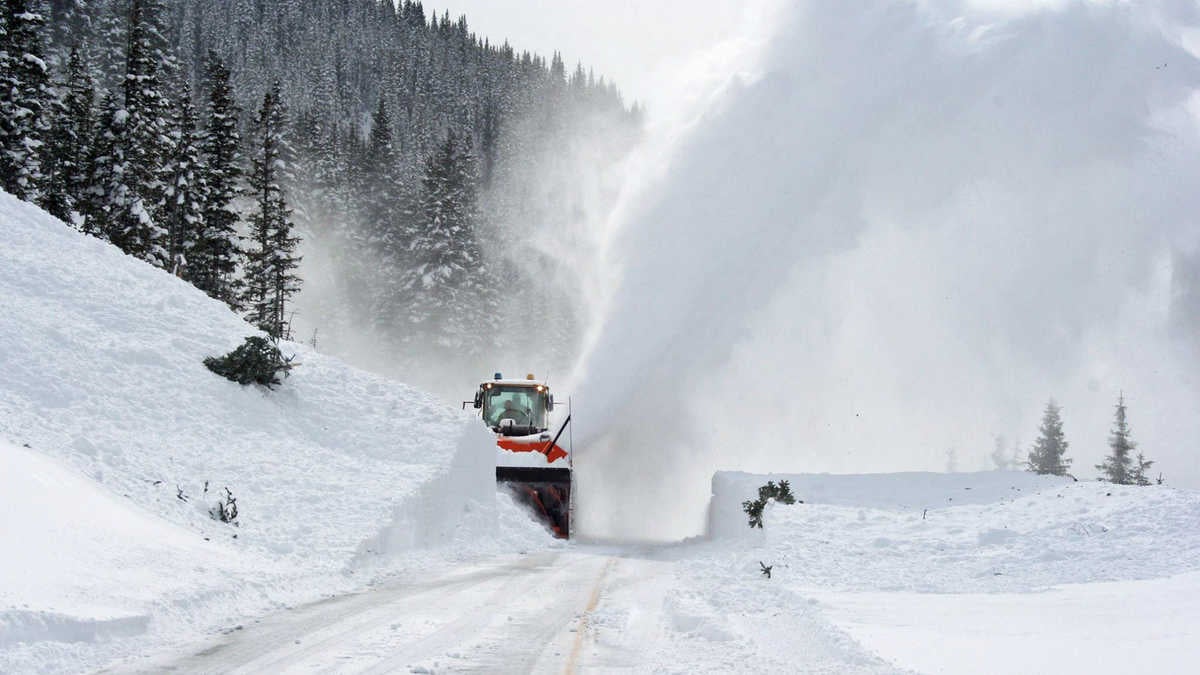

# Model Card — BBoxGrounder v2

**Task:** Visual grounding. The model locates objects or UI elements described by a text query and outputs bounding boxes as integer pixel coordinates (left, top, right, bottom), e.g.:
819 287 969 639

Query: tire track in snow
564 557 616 674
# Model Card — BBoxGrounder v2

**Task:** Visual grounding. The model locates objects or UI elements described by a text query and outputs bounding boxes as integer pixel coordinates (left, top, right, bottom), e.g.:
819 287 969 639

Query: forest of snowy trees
2 0 639 364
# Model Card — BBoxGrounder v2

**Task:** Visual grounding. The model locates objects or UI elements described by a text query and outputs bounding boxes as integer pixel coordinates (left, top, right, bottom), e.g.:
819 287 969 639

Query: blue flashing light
494 372 503 380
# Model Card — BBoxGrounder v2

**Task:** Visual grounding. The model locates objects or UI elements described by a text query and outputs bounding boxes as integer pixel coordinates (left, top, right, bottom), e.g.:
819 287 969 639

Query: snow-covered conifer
1026 400 1072 476
192 51 243 307
402 130 497 353
119 0 172 251
0 0 52 200
1096 392 1136 485
158 82 205 276
242 81 301 339
40 44 95 226
89 91 165 262
1130 452 1155 487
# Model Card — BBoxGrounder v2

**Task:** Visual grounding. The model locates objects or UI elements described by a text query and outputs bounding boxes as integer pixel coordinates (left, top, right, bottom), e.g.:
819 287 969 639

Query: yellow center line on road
564 557 617 674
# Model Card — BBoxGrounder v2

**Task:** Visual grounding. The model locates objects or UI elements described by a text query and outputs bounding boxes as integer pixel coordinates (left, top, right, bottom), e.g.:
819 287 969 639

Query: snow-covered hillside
0 193 552 673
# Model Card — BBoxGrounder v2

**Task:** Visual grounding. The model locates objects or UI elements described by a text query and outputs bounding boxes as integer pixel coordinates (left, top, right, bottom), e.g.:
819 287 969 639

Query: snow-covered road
111 549 671 674
105 541 900 674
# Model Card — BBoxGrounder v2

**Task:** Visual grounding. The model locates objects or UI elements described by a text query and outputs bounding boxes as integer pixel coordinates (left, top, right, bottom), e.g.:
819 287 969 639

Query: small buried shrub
209 487 239 524
204 336 295 389
742 480 798 529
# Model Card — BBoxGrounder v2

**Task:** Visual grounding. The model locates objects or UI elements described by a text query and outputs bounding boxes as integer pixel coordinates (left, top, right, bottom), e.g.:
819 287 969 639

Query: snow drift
690 469 1200 673
0 192 549 673
571 0 1200 541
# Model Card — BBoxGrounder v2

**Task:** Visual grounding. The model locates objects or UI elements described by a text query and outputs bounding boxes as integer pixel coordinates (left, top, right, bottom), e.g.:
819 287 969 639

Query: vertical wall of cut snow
570 1 1200 540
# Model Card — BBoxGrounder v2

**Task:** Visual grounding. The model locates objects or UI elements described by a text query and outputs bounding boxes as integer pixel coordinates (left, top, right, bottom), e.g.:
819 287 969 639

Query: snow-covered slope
0 192 551 673
691 470 1200 672
0 438 251 648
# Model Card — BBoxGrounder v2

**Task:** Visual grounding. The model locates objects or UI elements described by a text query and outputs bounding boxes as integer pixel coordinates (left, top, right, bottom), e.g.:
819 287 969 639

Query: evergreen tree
158 82 205 276
89 0 129 92
1026 400 1072 476
1096 392 1136 485
0 0 52 199
403 130 496 352
990 435 1013 470
242 81 301 339
87 89 163 256
78 89 119 236
40 44 95 226
361 96 409 330
114 0 172 264
362 96 399 243
43 0 88 68
192 51 243 307
1130 452 1155 487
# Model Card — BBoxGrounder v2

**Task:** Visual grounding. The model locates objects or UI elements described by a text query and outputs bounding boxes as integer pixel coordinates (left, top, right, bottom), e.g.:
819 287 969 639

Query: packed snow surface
104 469 1200 673
693 470 1200 672
0 193 555 673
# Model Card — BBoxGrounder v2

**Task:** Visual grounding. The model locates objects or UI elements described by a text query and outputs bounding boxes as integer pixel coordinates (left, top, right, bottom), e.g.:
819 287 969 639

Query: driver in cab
496 398 530 426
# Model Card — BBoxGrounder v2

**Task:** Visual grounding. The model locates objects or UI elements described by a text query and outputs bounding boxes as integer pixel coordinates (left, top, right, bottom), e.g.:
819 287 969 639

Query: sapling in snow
742 480 798 528
1096 393 1157 486
204 335 295 388
209 486 238 524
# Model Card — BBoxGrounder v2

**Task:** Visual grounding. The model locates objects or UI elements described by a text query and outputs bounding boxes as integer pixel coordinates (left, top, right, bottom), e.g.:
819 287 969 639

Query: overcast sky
429 1 768 109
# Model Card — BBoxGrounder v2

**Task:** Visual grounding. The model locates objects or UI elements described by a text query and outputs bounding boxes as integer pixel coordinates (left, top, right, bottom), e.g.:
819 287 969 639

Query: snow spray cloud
570 0 1200 541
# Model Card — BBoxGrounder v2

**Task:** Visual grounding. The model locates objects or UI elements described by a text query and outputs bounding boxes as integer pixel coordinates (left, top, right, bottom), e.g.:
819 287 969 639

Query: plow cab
470 373 572 538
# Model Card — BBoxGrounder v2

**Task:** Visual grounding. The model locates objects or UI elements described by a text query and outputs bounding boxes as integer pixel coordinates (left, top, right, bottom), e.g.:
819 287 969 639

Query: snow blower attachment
468 373 572 538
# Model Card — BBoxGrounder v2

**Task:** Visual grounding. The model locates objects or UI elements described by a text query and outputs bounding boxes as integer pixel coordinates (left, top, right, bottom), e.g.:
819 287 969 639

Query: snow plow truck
468 373 572 538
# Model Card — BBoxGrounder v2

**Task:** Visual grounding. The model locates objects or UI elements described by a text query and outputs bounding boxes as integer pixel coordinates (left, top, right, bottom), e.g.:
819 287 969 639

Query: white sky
427 1 765 109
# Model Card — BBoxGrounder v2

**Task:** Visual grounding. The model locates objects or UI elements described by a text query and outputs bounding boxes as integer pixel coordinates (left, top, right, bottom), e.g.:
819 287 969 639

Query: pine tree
990 435 1012 470
87 89 162 255
79 90 119 236
43 0 88 69
114 0 172 265
158 83 205 276
242 81 301 339
1096 392 1136 485
1130 452 1155 487
81 0 174 264
403 130 496 353
40 44 95 226
1026 399 1072 476
192 51 243 307
362 96 399 243
89 0 129 92
362 96 409 330
0 0 52 200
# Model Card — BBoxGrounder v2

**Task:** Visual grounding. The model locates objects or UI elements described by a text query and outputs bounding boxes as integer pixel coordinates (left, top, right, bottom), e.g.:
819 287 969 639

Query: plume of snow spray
570 0 1200 541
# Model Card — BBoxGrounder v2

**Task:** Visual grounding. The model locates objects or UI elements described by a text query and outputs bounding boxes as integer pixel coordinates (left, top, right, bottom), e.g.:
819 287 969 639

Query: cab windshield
484 385 548 430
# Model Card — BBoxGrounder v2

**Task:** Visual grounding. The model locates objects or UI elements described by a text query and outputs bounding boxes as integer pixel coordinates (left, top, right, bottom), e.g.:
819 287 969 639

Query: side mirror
546 394 554 412
473 390 483 409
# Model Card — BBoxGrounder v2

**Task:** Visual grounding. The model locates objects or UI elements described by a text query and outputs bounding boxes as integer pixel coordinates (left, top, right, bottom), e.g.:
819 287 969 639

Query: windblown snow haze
571 0 1200 540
